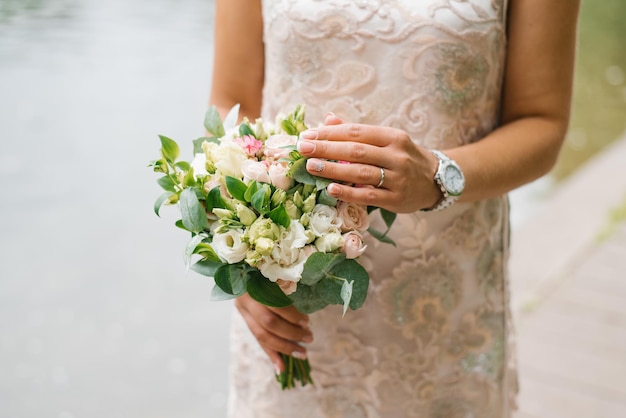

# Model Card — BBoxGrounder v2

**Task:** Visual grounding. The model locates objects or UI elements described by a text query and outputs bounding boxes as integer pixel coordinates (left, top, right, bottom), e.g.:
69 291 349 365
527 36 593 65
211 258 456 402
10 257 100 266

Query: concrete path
510 135 626 418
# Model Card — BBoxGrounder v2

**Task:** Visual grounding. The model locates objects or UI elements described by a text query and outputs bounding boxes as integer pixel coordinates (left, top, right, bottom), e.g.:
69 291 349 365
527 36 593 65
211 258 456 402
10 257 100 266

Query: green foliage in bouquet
149 104 395 390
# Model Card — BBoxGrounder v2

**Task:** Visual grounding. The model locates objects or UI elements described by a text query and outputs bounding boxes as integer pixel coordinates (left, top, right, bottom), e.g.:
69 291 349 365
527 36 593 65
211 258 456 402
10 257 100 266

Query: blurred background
0 0 624 417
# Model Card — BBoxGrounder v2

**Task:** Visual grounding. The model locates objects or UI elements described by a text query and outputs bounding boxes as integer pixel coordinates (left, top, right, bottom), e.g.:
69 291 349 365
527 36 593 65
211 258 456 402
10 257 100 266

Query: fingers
306 158 391 189
235 295 312 371
297 139 392 167
326 183 396 209
300 123 399 147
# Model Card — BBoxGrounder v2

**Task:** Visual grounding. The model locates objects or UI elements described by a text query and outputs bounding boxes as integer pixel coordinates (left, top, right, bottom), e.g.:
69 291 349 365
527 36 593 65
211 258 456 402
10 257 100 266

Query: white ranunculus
211 229 249 264
241 159 270 184
309 204 342 236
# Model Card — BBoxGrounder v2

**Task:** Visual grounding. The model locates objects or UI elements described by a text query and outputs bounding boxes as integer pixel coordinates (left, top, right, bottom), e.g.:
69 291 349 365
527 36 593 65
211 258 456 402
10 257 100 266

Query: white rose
268 163 294 191
309 204 342 236
315 231 344 252
264 134 297 159
211 229 249 264
241 159 271 184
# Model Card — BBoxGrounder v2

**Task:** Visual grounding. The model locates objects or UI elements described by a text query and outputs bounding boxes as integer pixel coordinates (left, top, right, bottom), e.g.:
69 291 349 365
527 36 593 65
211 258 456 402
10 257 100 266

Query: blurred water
0 1 234 417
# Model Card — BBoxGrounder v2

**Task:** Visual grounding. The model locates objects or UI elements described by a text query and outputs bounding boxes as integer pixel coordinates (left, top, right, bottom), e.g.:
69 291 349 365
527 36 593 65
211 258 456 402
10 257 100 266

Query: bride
209 1 579 417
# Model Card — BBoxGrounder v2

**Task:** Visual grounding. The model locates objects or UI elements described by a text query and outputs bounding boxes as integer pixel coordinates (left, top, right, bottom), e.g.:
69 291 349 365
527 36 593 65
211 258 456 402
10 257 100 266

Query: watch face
443 164 465 196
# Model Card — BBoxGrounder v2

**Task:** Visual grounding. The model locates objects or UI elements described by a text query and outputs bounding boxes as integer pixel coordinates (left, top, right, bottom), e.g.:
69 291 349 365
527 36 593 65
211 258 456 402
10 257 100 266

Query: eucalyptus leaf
223 103 240 133
158 135 180 163
246 271 293 307
315 177 332 190
268 204 290 228
184 233 208 269
300 252 346 286
316 278 343 305
214 264 248 296
225 176 248 202
210 285 238 301
153 192 174 217
289 158 317 186
340 280 354 317
190 258 224 278
204 106 225 137
329 259 369 310
157 175 177 192
380 208 397 229
288 284 329 314
180 188 209 233
367 226 397 246
317 189 338 207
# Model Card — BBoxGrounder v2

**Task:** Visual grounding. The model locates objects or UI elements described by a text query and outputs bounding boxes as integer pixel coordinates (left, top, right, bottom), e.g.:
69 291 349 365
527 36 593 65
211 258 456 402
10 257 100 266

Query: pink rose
276 279 298 295
342 231 367 259
241 160 270 184
264 134 297 159
268 163 295 190
234 135 263 157
336 201 370 232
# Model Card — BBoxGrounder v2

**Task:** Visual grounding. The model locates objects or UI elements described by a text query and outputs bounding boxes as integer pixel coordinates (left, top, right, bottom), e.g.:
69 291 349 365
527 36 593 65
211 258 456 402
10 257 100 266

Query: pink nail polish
302 335 313 343
297 140 315 154
307 159 324 172
274 364 281 375
292 351 307 360
299 130 318 140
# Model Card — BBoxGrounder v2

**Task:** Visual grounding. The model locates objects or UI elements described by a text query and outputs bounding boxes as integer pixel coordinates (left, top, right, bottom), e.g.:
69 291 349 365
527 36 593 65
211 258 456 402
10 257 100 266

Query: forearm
448 115 568 202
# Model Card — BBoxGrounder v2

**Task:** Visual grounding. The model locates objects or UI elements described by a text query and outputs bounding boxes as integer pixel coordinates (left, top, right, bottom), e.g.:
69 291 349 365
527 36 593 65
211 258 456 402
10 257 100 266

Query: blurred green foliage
555 0 626 179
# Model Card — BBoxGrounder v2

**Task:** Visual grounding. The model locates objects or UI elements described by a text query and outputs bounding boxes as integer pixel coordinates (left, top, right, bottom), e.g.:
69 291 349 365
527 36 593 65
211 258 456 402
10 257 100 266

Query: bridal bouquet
149 104 395 389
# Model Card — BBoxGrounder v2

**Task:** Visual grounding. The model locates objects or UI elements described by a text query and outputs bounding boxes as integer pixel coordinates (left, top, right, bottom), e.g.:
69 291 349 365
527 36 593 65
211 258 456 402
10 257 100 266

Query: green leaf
175 219 188 231
239 121 255 137
206 186 226 211
380 208 397 229
340 280 354 317
316 278 343 305
244 181 260 202
317 189 338 207
159 135 180 163
193 136 219 154
180 188 209 233
300 252 346 286
193 243 220 262
246 270 293 307
367 226 397 246
183 167 196 187
204 106 225 137
157 175 177 192
251 185 271 215
175 161 191 171
268 204 290 228
190 258 224 277
330 259 369 310
225 176 248 202
153 192 174 216
315 177 332 191
210 285 238 301
223 104 240 132
288 284 329 314
289 159 317 186
214 264 248 296
184 233 208 269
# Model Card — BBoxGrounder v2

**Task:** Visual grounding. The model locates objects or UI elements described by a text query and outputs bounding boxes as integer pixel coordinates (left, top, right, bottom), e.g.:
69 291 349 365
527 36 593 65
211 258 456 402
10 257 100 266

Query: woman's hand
296 114 442 213
234 294 313 374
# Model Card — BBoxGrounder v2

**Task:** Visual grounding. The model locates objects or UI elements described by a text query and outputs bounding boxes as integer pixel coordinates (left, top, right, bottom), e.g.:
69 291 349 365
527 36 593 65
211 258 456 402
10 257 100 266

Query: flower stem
275 353 314 390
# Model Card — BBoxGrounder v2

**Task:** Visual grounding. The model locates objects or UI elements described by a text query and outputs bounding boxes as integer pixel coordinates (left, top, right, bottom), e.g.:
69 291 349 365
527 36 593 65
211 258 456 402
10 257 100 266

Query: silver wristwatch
422 150 465 212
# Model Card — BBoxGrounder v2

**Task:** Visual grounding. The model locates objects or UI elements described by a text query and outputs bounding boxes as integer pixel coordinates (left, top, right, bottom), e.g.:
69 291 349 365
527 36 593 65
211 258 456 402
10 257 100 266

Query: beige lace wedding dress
228 1 517 416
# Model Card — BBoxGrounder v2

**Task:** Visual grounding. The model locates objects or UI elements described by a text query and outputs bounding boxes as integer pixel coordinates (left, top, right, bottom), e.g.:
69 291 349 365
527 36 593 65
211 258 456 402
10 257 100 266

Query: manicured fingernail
292 351 307 360
297 140 315 154
299 319 309 327
307 159 324 172
274 364 281 375
299 130 318 140
327 183 341 196
302 335 313 343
